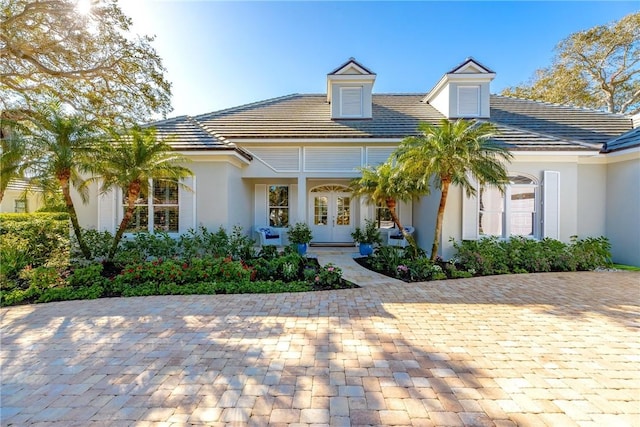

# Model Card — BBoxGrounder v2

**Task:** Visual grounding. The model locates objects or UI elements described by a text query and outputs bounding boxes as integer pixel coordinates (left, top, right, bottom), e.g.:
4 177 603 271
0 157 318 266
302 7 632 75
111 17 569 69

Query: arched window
479 175 538 238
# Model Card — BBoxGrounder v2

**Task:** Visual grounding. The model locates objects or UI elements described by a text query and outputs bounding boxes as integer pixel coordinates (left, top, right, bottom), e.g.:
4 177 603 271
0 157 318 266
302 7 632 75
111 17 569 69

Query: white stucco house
75 58 640 266
0 179 44 213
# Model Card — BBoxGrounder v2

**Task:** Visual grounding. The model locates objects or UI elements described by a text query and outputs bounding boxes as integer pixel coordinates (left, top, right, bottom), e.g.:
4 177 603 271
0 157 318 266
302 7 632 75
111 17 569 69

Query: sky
117 1 639 118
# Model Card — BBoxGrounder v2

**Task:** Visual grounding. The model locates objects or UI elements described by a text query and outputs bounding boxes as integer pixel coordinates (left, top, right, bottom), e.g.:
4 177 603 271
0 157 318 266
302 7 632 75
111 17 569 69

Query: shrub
405 258 446 281
116 231 180 262
0 213 70 283
570 236 612 270
452 237 510 276
72 229 114 261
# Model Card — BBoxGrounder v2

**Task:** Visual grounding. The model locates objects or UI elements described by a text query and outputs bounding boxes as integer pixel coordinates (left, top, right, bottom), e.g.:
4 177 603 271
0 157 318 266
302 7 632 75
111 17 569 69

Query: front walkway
1 270 639 426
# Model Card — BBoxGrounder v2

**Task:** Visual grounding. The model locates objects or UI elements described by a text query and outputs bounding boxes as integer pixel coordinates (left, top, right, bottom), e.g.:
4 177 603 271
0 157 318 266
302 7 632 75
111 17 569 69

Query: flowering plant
312 263 342 288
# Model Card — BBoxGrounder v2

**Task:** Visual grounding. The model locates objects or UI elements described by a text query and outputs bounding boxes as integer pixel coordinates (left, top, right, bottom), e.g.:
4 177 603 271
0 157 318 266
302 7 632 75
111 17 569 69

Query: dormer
423 58 495 119
327 58 376 119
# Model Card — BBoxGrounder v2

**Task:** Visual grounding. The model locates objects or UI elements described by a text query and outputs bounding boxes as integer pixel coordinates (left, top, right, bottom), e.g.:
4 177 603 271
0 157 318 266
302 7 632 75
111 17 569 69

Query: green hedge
0 213 70 289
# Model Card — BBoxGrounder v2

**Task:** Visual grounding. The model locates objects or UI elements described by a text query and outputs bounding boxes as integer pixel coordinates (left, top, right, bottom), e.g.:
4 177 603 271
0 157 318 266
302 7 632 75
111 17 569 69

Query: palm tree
29 103 98 259
395 119 512 261
87 126 192 260
350 161 426 256
0 132 28 204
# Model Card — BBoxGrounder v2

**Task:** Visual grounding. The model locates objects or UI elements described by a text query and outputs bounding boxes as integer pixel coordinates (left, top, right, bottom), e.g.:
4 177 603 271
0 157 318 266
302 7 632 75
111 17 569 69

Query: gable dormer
423 58 495 119
327 58 376 119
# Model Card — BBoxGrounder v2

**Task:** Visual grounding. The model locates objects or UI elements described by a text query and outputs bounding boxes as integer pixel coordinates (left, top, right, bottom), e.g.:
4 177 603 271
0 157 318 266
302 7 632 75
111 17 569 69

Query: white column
297 176 307 223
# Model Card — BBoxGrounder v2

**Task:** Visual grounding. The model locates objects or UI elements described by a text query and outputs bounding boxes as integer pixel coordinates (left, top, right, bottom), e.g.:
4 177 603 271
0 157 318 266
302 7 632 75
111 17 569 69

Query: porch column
297 176 307 223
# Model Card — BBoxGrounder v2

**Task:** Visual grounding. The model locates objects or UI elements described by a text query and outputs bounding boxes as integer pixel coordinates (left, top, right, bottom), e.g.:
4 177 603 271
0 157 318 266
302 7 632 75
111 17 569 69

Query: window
457 86 480 117
124 180 179 233
268 185 289 227
14 199 27 213
479 175 537 238
340 87 363 117
375 204 395 229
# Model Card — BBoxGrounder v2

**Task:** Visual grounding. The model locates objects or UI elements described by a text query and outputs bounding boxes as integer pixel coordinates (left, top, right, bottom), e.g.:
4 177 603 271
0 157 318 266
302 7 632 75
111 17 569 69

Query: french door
309 185 354 243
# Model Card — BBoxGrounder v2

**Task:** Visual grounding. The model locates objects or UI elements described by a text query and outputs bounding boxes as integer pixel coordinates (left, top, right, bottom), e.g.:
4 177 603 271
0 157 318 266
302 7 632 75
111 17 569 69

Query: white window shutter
179 176 196 233
341 87 363 117
290 184 298 224
461 177 479 240
542 170 560 239
255 184 267 226
98 189 116 232
457 86 480 117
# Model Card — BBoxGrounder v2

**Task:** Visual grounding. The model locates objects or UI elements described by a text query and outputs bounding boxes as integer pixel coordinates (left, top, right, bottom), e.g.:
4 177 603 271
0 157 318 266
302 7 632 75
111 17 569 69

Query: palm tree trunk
0 189 4 204
59 173 91 260
386 197 418 257
430 180 450 261
108 183 140 260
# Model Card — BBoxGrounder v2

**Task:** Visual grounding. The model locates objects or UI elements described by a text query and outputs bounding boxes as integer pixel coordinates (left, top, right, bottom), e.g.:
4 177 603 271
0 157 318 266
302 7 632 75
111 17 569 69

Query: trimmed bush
0 213 70 286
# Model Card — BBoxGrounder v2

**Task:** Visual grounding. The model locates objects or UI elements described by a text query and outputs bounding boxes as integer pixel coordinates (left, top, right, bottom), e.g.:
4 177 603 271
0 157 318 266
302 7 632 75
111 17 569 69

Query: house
75 58 640 266
0 179 44 213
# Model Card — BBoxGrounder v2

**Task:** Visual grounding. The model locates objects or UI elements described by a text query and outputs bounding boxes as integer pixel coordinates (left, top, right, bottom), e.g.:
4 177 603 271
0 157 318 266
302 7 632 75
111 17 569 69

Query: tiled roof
148 116 252 160
149 94 633 152
601 126 640 153
490 96 631 145
196 94 444 139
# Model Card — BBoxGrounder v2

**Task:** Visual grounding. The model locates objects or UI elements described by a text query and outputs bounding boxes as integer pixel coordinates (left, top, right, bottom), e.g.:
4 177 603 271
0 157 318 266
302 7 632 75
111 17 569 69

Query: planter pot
297 243 308 255
359 243 373 256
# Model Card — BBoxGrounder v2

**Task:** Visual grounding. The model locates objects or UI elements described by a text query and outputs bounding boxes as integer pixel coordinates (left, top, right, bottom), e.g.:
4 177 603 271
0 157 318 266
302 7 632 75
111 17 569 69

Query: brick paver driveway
1 272 639 426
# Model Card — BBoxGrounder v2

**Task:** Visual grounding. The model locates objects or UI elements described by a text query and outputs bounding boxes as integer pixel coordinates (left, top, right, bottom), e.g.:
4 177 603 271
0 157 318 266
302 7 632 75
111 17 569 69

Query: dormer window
457 86 480 117
327 58 376 119
340 87 363 117
423 58 495 119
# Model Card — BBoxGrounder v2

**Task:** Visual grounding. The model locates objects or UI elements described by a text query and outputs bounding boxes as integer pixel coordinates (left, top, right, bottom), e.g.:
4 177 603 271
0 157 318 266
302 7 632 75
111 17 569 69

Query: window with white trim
479 175 537 238
457 86 480 117
340 87 363 117
268 185 289 227
124 180 179 233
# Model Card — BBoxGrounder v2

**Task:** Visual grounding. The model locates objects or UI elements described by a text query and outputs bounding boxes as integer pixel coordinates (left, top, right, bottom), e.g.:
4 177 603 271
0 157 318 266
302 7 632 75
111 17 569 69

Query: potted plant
287 222 313 255
351 219 382 256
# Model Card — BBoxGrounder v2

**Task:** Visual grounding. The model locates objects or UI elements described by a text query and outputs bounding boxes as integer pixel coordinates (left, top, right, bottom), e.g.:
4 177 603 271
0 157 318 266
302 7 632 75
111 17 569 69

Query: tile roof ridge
492 94 629 117
481 119 602 150
145 114 190 127
194 94 301 120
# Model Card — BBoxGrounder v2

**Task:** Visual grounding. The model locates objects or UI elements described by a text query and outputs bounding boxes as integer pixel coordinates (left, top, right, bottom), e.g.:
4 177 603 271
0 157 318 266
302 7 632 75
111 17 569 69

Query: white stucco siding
191 162 250 232
0 189 44 214
577 163 607 238
226 166 253 233
606 157 640 266
73 179 100 230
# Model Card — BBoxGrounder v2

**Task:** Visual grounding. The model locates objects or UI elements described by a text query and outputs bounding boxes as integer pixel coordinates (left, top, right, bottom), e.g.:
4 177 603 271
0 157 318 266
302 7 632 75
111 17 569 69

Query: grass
613 264 640 271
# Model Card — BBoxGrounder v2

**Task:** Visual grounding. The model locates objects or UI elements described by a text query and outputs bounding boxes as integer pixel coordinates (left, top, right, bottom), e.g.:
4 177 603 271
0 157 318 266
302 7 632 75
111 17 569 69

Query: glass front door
309 186 354 243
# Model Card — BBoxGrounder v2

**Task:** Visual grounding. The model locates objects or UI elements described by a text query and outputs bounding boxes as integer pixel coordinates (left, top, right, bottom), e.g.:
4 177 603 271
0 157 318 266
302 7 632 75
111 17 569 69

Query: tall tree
501 12 640 115
29 103 98 259
395 119 512 261
350 161 426 257
86 127 192 260
1 0 172 126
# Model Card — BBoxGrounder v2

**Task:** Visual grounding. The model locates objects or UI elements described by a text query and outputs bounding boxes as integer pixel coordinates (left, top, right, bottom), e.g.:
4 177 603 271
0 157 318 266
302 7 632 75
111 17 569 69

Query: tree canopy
1 0 172 126
501 12 640 115
395 120 512 261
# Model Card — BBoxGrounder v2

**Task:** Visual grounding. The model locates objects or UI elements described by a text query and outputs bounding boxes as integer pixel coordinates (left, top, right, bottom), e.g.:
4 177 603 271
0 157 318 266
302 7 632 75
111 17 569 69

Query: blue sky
119 1 639 118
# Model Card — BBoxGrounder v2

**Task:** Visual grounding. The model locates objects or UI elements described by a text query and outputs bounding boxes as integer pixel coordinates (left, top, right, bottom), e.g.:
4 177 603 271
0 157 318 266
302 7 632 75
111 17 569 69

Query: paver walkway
1 268 639 426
